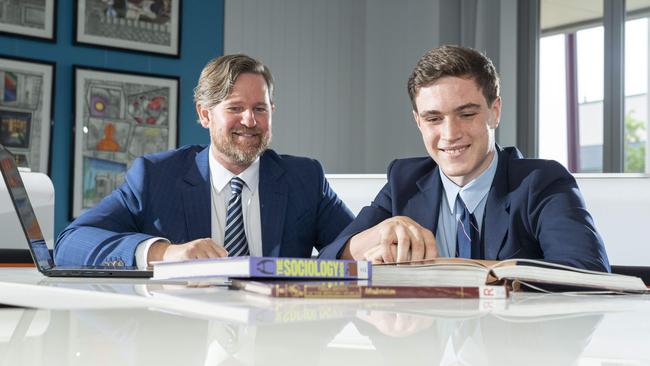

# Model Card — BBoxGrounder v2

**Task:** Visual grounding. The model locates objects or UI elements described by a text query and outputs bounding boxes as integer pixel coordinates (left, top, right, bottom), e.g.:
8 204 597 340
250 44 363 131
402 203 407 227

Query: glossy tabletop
0 268 649 366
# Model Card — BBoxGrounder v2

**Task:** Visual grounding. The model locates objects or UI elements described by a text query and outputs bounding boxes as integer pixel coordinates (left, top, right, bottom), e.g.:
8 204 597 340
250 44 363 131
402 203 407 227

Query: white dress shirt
207 147 263 256
435 151 498 258
134 147 263 269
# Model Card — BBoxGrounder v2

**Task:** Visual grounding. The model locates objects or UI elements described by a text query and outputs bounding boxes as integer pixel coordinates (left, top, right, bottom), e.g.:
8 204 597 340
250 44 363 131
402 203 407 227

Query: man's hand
345 216 438 263
147 238 228 265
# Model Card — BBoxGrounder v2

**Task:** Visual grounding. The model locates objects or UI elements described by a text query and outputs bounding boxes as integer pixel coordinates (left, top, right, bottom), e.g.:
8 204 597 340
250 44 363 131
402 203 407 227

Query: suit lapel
483 148 511 259
406 166 442 233
259 152 288 256
181 147 212 240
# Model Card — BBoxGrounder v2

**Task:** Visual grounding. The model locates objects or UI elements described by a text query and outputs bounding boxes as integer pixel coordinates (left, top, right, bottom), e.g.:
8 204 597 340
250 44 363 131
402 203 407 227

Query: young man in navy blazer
55 55 354 268
320 45 610 272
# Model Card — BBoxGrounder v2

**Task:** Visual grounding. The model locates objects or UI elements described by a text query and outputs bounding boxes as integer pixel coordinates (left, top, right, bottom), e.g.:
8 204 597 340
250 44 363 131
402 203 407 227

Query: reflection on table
1 288 650 366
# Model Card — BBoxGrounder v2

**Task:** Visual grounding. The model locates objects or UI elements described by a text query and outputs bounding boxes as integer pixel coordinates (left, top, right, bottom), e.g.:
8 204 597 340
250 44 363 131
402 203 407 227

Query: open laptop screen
0 145 54 271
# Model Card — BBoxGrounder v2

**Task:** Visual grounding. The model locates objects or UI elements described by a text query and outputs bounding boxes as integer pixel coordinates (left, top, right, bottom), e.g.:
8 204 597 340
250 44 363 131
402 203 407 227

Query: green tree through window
624 110 646 173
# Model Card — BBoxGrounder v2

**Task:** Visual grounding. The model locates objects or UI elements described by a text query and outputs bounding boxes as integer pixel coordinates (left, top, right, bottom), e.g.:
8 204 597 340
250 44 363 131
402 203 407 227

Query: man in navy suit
55 54 354 268
320 45 610 272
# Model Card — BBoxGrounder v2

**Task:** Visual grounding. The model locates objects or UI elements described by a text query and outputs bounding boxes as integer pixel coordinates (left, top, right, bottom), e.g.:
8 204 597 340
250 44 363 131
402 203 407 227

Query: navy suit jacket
54 146 354 266
320 146 610 272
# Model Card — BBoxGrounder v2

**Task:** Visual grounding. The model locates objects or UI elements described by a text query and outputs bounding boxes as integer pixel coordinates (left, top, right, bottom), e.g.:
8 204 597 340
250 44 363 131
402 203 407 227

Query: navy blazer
320 146 610 272
54 146 354 266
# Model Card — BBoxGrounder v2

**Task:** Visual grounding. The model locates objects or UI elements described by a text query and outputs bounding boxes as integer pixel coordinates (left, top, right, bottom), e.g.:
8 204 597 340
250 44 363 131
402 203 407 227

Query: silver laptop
0 144 152 277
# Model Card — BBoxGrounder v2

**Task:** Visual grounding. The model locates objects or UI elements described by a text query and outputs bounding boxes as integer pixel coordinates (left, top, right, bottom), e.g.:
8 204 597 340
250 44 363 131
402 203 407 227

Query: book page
376 257 500 268
372 264 491 287
491 263 648 293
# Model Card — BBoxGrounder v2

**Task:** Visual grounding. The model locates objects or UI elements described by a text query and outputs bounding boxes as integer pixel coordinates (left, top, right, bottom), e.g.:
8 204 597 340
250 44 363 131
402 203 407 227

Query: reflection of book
152 256 370 281
490 293 646 321
397 292 639 322
230 280 508 299
372 258 649 293
146 286 264 323
145 286 361 324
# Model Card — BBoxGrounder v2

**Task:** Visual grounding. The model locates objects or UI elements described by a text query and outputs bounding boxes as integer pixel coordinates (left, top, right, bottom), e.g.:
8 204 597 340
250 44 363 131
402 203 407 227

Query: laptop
0 144 152 277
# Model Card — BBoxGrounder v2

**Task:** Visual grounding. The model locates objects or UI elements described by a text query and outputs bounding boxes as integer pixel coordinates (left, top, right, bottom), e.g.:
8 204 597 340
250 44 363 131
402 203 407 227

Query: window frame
526 0 650 173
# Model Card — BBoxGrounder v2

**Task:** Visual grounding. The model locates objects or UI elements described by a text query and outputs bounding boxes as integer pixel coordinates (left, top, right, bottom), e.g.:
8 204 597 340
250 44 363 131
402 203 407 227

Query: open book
371 258 649 293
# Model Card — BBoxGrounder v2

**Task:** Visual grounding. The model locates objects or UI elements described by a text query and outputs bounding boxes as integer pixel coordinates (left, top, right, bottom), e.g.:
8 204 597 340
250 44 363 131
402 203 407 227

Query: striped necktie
456 196 480 259
224 177 249 256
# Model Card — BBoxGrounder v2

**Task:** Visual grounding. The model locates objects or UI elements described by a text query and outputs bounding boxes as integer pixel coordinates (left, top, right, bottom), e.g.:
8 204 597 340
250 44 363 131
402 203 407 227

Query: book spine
270 284 508 299
247 257 370 279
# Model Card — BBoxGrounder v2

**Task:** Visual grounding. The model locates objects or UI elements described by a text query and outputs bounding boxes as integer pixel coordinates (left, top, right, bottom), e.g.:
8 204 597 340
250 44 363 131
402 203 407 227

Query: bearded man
55 54 354 268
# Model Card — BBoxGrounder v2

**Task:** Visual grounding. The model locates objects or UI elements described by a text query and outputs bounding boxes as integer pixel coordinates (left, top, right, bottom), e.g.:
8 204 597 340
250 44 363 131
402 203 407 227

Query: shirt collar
208 146 260 194
439 150 499 214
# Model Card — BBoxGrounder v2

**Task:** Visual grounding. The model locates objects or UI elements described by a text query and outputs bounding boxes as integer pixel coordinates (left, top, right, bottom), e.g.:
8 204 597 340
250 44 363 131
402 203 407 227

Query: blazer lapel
181 147 212 241
259 152 288 257
483 149 511 259
406 166 442 233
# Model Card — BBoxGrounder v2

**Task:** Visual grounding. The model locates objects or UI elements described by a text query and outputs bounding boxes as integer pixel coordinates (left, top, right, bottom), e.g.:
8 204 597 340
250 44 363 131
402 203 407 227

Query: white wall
363 0 436 173
225 0 519 173
225 0 367 173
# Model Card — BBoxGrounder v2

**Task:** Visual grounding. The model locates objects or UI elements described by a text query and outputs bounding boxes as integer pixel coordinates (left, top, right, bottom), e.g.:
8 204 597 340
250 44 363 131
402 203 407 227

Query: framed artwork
0 0 56 41
0 55 54 173
72 66 178 218
75 0 181 57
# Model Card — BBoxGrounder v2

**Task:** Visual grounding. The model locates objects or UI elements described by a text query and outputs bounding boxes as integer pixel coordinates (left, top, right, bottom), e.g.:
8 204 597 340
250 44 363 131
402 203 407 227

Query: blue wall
0 0 223 236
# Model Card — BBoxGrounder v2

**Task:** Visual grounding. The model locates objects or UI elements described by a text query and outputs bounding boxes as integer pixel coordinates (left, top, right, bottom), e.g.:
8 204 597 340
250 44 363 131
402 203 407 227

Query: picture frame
72 66 178 218
0 55 54 173
0 0 56 41
74 0 181 57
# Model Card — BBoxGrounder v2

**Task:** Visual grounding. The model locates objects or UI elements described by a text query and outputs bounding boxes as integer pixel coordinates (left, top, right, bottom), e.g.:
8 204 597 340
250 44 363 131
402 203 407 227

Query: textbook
371 258 649 293
230 279 508 299
152 256 371 280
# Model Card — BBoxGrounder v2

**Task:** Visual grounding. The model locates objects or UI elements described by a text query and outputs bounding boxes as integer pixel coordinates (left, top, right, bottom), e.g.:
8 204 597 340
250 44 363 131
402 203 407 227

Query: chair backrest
326 173 650 266
574 175 650 266
0 171 54 250
326 174 386 216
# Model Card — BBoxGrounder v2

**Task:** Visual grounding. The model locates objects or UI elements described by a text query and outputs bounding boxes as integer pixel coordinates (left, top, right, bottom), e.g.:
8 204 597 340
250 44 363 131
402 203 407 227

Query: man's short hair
407 45 500 111
193 54 275 110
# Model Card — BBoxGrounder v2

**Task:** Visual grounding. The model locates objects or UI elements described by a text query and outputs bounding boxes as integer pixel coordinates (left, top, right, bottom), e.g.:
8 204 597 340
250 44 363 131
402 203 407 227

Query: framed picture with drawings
72 65 178 218
74 0 181 57
0 0 56 41
0 55 54 173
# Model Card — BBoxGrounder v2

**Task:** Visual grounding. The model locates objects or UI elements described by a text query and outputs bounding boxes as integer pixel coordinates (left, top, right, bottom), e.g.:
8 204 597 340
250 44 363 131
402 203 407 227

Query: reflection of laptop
0 144 152 277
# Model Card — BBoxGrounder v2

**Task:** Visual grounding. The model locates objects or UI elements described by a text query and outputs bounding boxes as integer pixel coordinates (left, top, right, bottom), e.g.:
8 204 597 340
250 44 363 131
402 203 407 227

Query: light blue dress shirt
435 151 499 257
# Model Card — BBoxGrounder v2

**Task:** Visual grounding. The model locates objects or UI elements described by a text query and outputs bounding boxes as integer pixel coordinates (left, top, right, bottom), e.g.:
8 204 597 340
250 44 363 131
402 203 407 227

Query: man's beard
213 127 271 167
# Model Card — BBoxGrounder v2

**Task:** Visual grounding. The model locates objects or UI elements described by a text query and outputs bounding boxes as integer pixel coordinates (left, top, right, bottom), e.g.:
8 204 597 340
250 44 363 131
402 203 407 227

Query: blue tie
456 196 479 259
224 177 249 256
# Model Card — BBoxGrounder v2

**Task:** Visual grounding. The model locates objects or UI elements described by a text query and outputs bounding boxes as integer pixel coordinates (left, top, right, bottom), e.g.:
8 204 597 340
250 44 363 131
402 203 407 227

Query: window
538 0 650 173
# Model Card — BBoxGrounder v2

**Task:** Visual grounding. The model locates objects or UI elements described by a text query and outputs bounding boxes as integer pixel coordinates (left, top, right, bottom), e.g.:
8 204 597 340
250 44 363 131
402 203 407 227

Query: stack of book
152 256 648 299
152 256 508 299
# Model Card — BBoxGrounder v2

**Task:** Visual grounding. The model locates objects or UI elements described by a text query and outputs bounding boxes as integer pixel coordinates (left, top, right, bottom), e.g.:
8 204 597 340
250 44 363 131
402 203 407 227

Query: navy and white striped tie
224 177 249 256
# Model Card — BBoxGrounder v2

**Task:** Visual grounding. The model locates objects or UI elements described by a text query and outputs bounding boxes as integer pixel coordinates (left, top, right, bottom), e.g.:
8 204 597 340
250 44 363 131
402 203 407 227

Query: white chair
0 171 55 251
